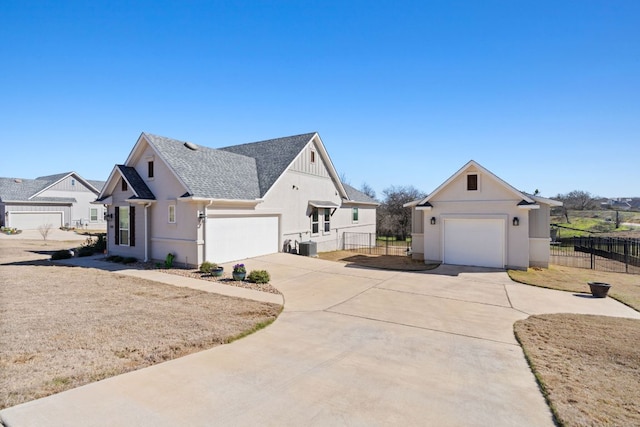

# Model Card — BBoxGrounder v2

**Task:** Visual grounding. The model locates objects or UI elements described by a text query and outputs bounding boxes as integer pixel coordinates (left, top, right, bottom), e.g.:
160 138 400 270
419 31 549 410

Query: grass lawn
0 239 281 410
509 265 640 426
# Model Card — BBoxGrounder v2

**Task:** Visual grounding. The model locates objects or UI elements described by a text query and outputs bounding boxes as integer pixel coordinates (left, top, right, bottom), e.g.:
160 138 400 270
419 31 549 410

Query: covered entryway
205 216 279 263
443 218 505 268
9 212 63 230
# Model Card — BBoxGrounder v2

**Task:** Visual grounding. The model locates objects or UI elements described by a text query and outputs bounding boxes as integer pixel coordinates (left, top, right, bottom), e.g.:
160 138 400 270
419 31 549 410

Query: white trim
416 160 535 206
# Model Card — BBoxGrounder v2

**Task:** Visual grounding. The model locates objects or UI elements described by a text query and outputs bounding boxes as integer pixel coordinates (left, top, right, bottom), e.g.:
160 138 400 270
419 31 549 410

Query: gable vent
14 178 22 183
184 142 198 151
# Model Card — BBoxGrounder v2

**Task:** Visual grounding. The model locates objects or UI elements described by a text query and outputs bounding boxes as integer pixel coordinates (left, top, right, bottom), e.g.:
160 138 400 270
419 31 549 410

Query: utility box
298 241 317 257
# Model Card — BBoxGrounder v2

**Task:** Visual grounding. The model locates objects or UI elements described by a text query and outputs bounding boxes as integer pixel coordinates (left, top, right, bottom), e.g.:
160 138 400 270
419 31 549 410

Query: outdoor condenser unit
298 241 317 257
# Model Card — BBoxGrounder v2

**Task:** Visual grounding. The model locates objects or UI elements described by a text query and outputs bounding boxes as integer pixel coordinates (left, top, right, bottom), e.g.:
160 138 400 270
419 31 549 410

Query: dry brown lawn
508 265 640 311
515 314 640 427
0 238 281 410
510 265 640 426
318 250 439 271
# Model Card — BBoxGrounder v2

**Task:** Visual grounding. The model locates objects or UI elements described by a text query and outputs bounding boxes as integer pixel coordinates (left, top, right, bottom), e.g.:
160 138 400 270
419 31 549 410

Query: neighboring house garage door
443 218 505 268
10 212 63 230
206 216 279 264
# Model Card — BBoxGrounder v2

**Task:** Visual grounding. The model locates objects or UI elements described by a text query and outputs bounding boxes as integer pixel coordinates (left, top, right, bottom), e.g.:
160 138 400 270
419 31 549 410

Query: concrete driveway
2 253 639 426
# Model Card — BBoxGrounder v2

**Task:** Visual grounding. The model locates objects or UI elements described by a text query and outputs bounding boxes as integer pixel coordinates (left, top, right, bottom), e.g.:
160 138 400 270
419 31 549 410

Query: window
311 150 316 164
71 179 76 186
118 206 129 246
121 179 128 192
311 208 319 234
90 208 98 222
352 207 359 223
168 205 176 223
324 208 331 232
148 161 154 178
467 174 478 191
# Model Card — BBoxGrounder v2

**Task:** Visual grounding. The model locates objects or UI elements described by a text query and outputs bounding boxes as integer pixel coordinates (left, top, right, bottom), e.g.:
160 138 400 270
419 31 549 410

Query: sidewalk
57 255 283 305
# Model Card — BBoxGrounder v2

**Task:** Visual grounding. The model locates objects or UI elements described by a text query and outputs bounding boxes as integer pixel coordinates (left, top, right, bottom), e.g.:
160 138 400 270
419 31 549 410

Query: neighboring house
404 160 562 270
0 172 106 230
96 132 378 266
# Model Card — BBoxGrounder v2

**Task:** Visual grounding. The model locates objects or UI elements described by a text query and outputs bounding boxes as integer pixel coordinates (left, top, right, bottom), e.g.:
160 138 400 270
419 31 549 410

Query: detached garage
405 160 563 270
443 218 505 268
205 216 279 263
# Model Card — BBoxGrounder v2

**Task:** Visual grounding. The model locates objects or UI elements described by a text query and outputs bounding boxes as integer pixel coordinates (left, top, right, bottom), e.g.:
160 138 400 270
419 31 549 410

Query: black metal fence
343 232 411 256
550 236 640 274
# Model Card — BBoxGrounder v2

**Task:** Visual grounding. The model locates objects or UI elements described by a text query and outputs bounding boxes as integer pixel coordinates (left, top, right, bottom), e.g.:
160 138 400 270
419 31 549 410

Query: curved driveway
3 253 639 426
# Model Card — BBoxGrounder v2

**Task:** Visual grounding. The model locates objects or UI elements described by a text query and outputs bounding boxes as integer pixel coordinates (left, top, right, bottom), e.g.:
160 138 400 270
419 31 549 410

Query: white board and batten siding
443 218 506 268
205 216 279 264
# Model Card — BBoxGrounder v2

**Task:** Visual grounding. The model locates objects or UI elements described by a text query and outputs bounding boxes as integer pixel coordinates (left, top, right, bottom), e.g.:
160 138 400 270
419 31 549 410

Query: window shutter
114 208 120 245
130 206 136 247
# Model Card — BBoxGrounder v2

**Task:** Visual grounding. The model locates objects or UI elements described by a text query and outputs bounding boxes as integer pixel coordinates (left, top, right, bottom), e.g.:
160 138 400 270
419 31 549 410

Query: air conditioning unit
298 241 317 257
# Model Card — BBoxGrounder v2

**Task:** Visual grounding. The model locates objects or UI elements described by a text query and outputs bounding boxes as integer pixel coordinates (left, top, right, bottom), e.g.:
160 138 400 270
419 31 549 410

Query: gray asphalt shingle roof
343 183 378 204
219 133 316 197
116 165 156 200
144 133 261 200
0 178 49 201
0 172 103 202
142 132 367 203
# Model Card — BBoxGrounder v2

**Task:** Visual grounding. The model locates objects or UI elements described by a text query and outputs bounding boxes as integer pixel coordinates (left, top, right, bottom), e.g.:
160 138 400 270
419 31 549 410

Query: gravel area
128 262 282 295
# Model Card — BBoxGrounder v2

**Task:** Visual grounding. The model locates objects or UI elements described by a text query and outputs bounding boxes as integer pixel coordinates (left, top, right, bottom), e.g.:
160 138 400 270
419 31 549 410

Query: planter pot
211 267 224 277
588 282 611 298
232 272 246 281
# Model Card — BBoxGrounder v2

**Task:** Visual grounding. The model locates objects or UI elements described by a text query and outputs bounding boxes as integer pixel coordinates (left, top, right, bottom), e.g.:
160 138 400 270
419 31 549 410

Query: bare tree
555 190 599 223
557 190 597 210
360 182 377 200
38 223 53 241
378 185 426 240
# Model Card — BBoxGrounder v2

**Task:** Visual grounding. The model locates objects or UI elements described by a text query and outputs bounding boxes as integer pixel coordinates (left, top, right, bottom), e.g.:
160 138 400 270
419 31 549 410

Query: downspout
144 203 152 262
200 200 213 265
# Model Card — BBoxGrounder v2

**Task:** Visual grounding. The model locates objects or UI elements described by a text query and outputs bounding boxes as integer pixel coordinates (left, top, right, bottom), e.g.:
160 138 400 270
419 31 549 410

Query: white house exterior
0 172 106 230
405 160 561 270
96 132 378 266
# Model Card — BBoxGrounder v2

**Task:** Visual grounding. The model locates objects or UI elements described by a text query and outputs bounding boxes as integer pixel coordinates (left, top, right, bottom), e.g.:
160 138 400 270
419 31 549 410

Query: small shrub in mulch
199 261 218 274
247 270 270 284
107 255 124 263
122 257 137 264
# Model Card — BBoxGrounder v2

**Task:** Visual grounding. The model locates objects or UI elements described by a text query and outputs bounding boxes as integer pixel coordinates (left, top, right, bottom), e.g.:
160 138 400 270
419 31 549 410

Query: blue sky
1 0 638 198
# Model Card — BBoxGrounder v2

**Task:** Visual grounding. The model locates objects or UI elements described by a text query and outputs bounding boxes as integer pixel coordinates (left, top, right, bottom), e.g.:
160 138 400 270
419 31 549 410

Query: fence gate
343 232 411 256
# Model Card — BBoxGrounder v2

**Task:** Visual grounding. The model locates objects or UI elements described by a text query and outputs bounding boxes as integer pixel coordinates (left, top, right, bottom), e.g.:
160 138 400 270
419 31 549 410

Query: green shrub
199 261 218 274
165 253 175 268
107 255 124 263
247 270 270 284
51 250 73 260
122 257 137 264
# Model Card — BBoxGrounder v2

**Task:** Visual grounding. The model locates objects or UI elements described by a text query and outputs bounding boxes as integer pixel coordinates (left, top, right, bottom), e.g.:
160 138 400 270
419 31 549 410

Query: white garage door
443 218 505 268
206 216 279 264
10 212 63 230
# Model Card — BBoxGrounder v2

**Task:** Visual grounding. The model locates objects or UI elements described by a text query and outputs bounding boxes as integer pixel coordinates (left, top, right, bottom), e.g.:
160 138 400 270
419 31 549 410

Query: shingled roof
0 172 100 202
219 133 316 197
144 133 261 199
342 183 379 204
116 165 156 201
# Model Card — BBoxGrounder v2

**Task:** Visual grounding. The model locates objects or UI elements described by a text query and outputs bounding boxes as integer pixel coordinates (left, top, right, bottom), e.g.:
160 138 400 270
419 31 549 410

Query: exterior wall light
198 212 206 220
513 217 520 226
430 216 436 225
